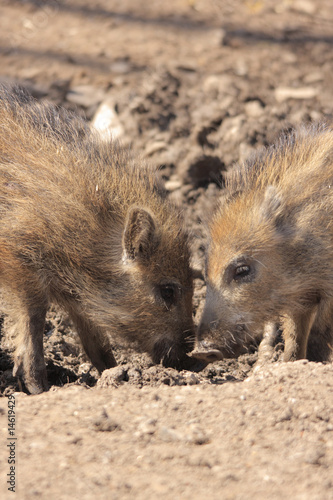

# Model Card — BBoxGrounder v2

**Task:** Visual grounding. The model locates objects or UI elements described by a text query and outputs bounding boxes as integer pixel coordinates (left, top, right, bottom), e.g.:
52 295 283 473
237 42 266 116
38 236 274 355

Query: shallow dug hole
0 303 258 395
0 318 255 395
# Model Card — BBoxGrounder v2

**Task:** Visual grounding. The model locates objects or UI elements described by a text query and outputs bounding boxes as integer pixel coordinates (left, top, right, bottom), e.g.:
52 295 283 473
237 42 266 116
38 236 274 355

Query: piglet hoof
255 322 280 368
23 374 48 395
13 360 48 394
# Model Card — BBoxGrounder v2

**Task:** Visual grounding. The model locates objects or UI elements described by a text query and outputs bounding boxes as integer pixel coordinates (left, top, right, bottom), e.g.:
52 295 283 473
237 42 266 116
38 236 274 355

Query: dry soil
0 1 333 499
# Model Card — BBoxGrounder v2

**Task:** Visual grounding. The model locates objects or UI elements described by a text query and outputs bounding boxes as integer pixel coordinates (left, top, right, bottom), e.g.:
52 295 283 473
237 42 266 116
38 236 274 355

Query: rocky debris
244 99 265 118
292 0 316 14
274 86 319 102
97 366 129 388
91 98 125 141
159 423 210 445
91 408 121 432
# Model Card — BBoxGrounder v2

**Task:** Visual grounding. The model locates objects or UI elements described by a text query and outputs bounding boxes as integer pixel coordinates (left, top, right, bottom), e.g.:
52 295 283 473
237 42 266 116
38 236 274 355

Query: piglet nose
189 339 224 363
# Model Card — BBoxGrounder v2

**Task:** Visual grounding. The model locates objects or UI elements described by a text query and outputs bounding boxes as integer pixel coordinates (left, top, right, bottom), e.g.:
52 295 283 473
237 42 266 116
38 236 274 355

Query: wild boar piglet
0 85 194 393
193 123 333 364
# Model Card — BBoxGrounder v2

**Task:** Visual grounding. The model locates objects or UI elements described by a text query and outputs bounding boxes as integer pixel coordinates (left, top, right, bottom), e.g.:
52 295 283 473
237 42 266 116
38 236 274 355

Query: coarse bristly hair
212 123 333 267
0 85 194 393
198 123 333 363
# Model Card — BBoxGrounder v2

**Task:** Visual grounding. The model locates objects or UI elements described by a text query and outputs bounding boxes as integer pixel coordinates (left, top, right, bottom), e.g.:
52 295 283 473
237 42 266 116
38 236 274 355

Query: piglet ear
260 185 282 221
260 185 293 237
123 207 159 263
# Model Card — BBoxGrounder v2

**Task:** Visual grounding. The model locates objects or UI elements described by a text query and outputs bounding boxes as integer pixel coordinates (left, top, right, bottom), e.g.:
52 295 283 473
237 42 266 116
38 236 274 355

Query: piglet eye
225 258 256 284
161 285 175 301
233 264 253 282
159 284 178 309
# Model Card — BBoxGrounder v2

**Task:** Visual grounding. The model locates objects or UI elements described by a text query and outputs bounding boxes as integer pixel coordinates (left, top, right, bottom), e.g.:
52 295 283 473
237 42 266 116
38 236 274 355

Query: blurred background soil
0 1 333 499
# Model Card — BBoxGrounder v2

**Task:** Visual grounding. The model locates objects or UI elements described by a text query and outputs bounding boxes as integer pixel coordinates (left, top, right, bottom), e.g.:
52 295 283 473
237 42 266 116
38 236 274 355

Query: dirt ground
0 0 333 498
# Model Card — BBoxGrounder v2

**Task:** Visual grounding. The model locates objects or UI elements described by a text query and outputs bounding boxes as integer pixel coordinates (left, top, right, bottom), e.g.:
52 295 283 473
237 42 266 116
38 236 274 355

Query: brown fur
195 123 333 363
0 85 194 393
